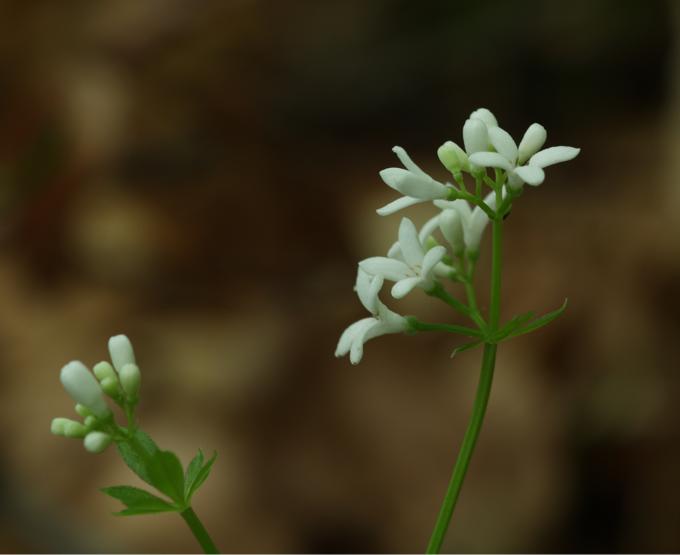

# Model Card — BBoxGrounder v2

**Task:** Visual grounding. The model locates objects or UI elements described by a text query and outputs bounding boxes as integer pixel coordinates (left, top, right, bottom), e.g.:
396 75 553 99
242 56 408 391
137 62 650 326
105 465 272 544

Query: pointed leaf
184 450 205 499
148 450 186 504
494 310 536 341
450 339 483 358
101 485 177 516
116 430 159 486
506 299 568 339
186 452 217 503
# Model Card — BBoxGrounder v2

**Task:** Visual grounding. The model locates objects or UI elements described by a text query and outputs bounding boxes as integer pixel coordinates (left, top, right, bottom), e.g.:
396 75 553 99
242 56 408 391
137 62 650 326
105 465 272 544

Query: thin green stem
426 217 504 554
407 318 485 338
180 507 219 554
428 283 487 331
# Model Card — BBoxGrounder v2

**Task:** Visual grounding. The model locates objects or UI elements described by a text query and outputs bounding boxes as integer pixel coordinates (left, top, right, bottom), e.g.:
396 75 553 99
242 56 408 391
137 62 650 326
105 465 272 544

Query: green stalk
426 217 503 554
180 507 219 554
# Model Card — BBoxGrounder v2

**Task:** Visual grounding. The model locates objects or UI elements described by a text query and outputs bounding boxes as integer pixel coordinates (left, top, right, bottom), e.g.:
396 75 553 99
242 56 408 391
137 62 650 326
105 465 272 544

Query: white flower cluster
336 108 579 364
51 335 141 453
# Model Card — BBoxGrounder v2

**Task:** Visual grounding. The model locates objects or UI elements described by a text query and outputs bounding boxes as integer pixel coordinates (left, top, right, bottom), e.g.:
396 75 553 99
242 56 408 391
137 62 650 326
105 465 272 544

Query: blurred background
1 0 679 552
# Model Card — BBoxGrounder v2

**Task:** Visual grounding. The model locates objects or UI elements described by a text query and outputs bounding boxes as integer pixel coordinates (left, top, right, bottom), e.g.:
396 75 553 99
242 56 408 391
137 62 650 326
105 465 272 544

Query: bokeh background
1 0 680 552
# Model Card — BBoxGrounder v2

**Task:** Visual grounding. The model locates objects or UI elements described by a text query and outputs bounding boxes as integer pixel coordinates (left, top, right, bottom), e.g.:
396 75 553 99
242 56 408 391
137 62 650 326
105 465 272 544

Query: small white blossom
60 361 110 419
108 334 136 374
83 431 112 454
469 123 580 190
335 269 408 364
359 217 446 298
377 147 452 216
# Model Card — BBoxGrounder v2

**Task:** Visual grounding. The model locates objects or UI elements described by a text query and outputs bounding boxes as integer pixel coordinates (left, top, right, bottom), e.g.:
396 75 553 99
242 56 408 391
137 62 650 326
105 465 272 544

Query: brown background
1 0 680 552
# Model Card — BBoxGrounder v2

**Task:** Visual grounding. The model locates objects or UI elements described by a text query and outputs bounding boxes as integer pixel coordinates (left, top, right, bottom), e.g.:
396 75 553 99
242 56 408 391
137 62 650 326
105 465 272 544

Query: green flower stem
407 318 485 338
426 217 503 554
180 506 219 554
428 283 486 331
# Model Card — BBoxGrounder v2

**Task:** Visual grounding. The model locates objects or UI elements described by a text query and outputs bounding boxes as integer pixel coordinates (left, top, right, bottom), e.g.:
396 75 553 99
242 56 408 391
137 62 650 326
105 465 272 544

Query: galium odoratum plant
336 108 579 553
51 335 219 554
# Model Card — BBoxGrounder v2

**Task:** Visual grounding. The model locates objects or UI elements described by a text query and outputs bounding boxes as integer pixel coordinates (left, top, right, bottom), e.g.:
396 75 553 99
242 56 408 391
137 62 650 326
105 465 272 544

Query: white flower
438 108 500 175
469 123 580 190
60 361 110 418
335 269 408 364
469 108 498 129
377 146 452 216
108 334 136 374
359 217 446 298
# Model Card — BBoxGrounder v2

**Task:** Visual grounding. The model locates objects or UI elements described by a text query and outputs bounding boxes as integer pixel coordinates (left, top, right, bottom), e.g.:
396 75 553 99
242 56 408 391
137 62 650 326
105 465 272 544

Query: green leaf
493 310 536 341
147 450 186 504
450 339 483 358
506 299 568 339
102 485 177 516
186 451 217 503
184 450 205 499
116 430 159 486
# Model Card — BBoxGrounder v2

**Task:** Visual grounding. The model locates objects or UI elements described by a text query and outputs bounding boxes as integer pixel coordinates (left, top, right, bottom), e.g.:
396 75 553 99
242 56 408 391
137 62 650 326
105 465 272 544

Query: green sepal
185 451 217 504
504 299 568 340
450 339 483 358
102 485 178 516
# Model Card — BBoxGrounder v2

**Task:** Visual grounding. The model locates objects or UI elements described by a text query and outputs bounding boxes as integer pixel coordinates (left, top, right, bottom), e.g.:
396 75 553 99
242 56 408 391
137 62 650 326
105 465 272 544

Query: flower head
60 361 110 418
335 269 408 364
359 217 446 298
469 123 579 189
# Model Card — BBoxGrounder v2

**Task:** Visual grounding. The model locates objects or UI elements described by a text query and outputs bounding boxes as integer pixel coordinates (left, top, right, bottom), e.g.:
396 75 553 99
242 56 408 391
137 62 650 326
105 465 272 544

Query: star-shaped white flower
468 123 580 190
335 269 408 364
377 147 452 216
359 217 447 298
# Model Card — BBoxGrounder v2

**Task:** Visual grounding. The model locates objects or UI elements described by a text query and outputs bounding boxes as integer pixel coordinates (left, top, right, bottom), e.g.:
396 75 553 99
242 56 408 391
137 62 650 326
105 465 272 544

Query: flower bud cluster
51 335 141 454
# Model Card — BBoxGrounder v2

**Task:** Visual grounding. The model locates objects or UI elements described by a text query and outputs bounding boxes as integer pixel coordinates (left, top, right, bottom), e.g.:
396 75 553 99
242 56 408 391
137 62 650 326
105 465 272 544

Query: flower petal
528 146 580 168
355 269 383 314
350 319 380 364
468 152 513 171
391 276 422 299
418 214 441 245
376 196 424 216
439 209 464 255
489 126 518 163
379 169 449 200
463 118 489 154
398 217 425 268
517 123 547 164
421 245 446 278
514 165 545 186
335 318 374 358
392 146 429 178
359 257 412 281
387 241 403 260
469 108 498 128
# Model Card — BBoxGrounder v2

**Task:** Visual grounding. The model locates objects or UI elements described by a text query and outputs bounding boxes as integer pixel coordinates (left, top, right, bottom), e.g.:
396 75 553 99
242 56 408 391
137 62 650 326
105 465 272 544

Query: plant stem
426 217 503 554
180 507 219 554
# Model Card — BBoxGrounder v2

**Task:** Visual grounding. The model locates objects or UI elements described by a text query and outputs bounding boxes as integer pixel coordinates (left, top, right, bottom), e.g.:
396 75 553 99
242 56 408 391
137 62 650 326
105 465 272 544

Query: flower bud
517 123 547 164
463 119 489 155
437 141 469 173
74 404 92 418
60 361 110 419
93 361 117 382
100 376 120 397
108 335 136 374
83 431 112 454
51 417 87 438
119 363 141 399
84 415 97 428
469 108 498 128
439 209 465 256
51 417 69 436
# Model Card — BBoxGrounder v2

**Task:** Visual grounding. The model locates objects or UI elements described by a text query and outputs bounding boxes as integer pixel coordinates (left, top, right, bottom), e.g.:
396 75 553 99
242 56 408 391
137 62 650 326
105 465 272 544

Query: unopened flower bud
119 363 141 399
83 431 112 454
100 376 120 397
51 417 69 436
108 335 136 374
440 209 465 256
51 417 87 438
437 141 469 173
60 361 110 419
84 415 97 429
93 361 117 382
74 404 92 418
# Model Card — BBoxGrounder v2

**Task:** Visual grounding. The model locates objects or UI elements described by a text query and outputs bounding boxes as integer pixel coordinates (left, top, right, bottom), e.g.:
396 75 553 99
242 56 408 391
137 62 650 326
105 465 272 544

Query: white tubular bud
119 363 141 399
60 361 110 419
51 417 69 436
100 376 120 397
463 119 489 155
93 361 117 382
439 209 465 256
437 141 469 173
83 431 112 454
108 335 136 374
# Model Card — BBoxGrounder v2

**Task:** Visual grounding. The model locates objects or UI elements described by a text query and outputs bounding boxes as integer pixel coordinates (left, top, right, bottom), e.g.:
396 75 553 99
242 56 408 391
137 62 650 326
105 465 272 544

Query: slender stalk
408 319 485 338
426 217 503 554
180 507 219 554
